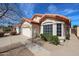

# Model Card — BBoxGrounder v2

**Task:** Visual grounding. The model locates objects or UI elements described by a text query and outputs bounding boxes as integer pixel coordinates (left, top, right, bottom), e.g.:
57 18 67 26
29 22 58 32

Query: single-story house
21 14 71 41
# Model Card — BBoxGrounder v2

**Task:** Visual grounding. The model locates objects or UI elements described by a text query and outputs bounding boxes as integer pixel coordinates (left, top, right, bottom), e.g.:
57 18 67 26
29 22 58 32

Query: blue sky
19 3 79 26
0 3 79 26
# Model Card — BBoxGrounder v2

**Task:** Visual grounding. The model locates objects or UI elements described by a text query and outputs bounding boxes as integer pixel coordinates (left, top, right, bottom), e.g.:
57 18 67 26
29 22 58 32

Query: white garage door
21 28 32 38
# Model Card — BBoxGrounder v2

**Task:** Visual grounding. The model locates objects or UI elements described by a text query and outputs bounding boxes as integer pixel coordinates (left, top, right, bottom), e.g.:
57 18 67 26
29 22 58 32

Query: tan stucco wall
33 16 41 23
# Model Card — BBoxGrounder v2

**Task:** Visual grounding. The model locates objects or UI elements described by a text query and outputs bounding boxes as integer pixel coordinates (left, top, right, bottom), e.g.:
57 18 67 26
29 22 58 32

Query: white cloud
68 15 79 22
62 9 78 15
47 4 58 13
48 4 78 15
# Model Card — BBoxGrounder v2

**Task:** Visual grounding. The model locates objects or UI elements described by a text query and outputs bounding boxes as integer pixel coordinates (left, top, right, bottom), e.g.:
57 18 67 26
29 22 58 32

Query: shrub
40 33 52 41
0 32 4 37
3 27 11 33
10 31 16 35
44 34 52 41
40 34 48 41
40 33 60 45
49 36 59 45
0 29 4 37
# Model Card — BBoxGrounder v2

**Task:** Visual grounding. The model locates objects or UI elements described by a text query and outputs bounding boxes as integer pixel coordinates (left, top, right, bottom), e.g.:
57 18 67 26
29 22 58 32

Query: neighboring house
15 24 21 34
12 24 21 35
77 27 79 38
73 26 79 38
21 14 71 41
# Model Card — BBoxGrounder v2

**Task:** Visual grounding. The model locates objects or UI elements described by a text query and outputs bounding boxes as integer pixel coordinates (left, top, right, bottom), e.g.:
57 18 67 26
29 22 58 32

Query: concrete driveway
0 35 30 53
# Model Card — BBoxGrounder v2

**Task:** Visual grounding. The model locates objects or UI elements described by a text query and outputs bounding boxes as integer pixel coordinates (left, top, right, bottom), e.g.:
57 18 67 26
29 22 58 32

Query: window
43 24 52 35
57 23 62 36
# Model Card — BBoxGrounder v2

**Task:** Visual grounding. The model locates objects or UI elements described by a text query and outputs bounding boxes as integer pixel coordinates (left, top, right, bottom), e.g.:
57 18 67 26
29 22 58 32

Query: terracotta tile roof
22 18 39 24
22 18 32 23
22 14 70 25
39 14 70 25
31 14 43 20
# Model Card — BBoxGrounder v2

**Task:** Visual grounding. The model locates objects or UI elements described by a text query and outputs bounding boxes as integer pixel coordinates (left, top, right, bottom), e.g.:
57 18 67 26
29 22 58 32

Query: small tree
0 3 23 26
73 25 78 28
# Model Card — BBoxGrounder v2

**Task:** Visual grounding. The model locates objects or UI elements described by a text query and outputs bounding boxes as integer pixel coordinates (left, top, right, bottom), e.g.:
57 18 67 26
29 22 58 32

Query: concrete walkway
24 33 79 56
26 43 51 56
0 35 30 52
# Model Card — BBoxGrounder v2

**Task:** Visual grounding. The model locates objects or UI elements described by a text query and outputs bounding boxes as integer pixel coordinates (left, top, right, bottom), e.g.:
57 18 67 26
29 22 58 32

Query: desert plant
40 33 59 45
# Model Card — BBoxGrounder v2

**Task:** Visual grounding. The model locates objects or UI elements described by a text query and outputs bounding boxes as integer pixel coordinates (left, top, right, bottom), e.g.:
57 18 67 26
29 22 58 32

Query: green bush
40 33 59 45
40 33 52 41
49 36 59 45
3 27 11 33
0 32 4 37
40 34 48 41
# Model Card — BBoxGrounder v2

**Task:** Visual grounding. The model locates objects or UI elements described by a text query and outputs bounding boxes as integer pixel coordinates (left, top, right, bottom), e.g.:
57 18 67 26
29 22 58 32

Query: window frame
43 24 53 35
57 23 62 36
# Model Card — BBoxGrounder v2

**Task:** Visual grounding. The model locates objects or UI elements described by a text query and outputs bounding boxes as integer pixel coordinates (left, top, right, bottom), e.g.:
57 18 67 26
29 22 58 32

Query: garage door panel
21 28 32 38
